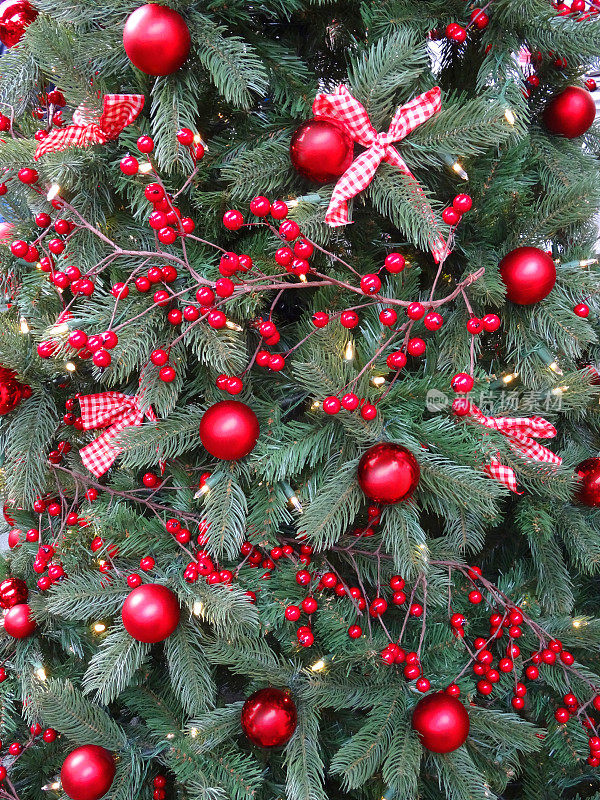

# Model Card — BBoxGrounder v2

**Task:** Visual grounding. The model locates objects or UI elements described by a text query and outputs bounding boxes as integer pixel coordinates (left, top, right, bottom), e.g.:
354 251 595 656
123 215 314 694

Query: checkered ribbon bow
34 94 145 160
312 85 447 262
465 403 562 493
79 392 157 477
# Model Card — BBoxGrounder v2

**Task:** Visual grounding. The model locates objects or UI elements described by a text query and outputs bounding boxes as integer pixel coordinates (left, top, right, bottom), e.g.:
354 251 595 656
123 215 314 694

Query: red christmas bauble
123 4 190 76
357 443 420 504
241 687 297 748
0 0 37 48
0 366 27 415
411 693 470 753
61 745 116 800
0 577 28 608
290 118 353 183
543 86 596 139
575 458 600 507
121 583 180 643
200 400 260 461
499 246 556 305
3 603 36 638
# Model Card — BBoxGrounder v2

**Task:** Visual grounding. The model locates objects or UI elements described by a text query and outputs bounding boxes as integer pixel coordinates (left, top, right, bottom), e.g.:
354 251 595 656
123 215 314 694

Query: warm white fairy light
580 258 598 267
166 733 175 740
311 400 321 410
46 183 61 201
190 727 199 738
35 666 47 681
502 372 518 384
299 274 307 283
225 319 243 331
138 162 153 174
452 161 469 180
192 601 204 616
504 108 516 125
65 362 76 373
371 376 385 387
549 360 563 375
344 340 355 360
92 622 106 634
42 781 61 791
194 483 210 499
573 617 586 628
310 658 326 672
50 321 69 335
289 494 303 513
19 316 29 334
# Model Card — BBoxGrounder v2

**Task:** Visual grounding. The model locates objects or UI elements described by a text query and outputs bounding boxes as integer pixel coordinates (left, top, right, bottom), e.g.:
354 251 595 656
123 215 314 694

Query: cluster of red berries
32 543 66 591
0 725 58 784
554 0 598 20
47 438 71 465
152 775 167 800
445 9 489 43
62 396 84 428
31 87 66 136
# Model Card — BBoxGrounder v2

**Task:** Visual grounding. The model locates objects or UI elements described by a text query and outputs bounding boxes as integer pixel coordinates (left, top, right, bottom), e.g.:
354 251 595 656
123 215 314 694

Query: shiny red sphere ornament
3 603 36 638
241 687 297 748
290 118 353 183
543 86 596 138
123 4 190 76
0 366 28 415
357 443 420 504
575 458 600 507
61 745 116 800
0 1 38 48
121 583 180 643
200 400 259 461
0 577 28 608
499 246 556 305
411 693 470 753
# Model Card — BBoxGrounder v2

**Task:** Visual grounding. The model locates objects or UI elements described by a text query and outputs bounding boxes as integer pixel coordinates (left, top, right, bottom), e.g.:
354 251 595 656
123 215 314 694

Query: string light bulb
503 372 519 384
504 108 516 125
92 622 107 634
192 601 204 616
65 362 76 373
193 471 222 499
35 666 47 681
138 162 153 174
19 316 29 334
46 183 61 201
279 480 303 513
344 340 355 360
42 781 61 791
225 319 243 331
371 376 385 387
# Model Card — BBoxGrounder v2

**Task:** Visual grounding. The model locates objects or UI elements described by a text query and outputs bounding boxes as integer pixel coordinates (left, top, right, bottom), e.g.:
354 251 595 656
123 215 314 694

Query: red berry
18 167 39 184
158 227 176 244
176 128 194 145
360 273 382 295
555 708 570 723
340 310 359 328
384 253 405 273
451 372 474 393
215 278 234 298
323 396 341 415
525 665 539 680
361 403 377 420
574 303 590 317
249 196 271 216
442 207 461 225
379 308 397 326
407 337 425 356
453 194 472 213
135 276 151 293
223 210 244 230
68 330 87 349
409 603 423 617
466 317 483 334
159 366 176 382
120 155 138 175
341 393 359 411
424 312 443 331
348 624 362 639
481 313 501 332
111 282 129 299
145 183 164 203
270 200 288 219
560 650 574 665
296 570 311 585
92 349 111 368
406 302 425 320
446 22 467 41
386 351 407 370
285 605 301 621
137 135 154 153
301 597 317 614
312 312 329 328
140 556 155 571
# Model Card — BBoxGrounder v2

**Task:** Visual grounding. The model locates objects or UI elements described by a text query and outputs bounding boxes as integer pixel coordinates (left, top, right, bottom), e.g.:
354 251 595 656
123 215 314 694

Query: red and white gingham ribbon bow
79 392 157 477
464 403 562 493
312 85 447 262
35 94 145 160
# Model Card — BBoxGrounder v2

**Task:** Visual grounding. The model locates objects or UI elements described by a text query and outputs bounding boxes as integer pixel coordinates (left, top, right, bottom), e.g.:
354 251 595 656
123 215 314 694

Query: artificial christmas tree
0 1 600 800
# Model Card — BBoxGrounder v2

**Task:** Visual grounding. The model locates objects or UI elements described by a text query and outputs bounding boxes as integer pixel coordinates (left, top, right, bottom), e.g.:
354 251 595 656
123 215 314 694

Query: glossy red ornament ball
123 4 190 76
0 1 37 48
200 400 259 461
0 577 28 608
411 693 470 753
290 118 353 183
575 458 600 507
241 687 297 748
543 86 596 138
0 366 27 415
61 745 116 800
121 583 180 643
499 246 556 305
3 603 36 638
357 443 420 504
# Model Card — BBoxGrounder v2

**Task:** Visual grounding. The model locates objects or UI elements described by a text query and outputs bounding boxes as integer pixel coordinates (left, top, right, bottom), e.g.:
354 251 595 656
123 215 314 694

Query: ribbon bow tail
78 392 147 477
35 93 144 160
